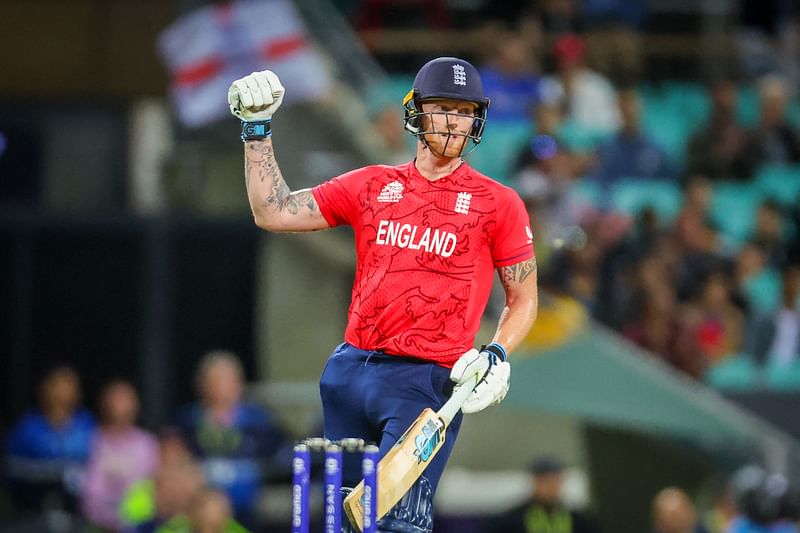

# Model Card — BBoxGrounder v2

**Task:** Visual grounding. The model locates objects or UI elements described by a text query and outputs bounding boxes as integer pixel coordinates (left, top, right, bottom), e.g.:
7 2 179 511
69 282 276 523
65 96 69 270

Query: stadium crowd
5 358 800 533
2 354 291 532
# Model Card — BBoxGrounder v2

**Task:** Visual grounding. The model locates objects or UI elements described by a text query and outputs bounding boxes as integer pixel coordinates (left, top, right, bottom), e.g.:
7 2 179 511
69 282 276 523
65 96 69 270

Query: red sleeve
491 186 535 267
311 168 368 228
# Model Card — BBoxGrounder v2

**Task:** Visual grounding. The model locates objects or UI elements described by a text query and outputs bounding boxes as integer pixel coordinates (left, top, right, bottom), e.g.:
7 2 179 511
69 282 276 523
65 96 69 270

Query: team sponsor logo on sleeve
377 181 404 203
454 192 471 214
526 226 533 244
375 220 457 257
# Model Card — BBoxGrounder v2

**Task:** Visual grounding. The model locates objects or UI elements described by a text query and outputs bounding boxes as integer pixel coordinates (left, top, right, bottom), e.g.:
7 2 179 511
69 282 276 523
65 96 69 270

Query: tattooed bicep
275 189 320 216
499 258 537 288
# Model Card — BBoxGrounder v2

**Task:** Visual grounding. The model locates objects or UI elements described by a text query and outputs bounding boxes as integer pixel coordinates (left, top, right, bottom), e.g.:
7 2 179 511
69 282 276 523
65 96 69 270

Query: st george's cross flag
159 0 332 127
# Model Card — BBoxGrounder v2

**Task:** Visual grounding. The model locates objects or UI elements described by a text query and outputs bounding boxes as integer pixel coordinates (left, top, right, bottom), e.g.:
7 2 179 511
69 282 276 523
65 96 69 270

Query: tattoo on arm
500 258 537 286
245 141 318 215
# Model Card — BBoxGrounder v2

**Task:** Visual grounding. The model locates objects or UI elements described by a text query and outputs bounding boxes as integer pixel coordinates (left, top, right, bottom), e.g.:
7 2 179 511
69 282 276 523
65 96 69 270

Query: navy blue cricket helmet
403 57 490 148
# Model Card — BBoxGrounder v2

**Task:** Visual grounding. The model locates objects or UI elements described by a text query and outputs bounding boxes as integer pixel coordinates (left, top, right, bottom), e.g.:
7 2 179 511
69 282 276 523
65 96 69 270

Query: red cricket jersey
312 160 534 367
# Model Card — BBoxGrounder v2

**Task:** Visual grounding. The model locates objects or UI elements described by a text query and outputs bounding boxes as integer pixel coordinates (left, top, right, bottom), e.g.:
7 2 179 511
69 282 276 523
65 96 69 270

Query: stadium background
2 0 800 531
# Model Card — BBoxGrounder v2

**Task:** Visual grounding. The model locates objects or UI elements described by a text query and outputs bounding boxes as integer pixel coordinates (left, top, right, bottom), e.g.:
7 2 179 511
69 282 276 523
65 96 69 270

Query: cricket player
228 57 538 532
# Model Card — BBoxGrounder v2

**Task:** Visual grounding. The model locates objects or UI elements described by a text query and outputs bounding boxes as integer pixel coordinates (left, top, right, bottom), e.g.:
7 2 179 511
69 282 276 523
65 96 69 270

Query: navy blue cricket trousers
319 342 463 494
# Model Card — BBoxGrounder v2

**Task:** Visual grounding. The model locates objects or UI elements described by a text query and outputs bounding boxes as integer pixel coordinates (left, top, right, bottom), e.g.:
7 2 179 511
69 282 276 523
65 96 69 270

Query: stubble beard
424 132 468 158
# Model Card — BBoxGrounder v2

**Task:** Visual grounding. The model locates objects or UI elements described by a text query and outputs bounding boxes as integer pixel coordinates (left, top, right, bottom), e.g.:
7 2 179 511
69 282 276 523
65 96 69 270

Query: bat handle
438 373 479 425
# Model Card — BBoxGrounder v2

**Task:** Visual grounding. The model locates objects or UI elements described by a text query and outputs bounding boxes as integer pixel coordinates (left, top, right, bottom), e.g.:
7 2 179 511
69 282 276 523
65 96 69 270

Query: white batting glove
449 348 487 385
228 70 285 122
450 344 511 414
461 361 510 413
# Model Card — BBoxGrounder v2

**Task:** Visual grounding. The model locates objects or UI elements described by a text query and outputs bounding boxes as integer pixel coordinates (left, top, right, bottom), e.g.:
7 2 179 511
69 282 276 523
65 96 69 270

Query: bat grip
438 373 479 425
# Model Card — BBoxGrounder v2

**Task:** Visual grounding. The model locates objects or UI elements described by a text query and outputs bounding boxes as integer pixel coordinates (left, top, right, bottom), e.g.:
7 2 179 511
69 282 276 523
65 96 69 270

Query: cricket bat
343 373 479 531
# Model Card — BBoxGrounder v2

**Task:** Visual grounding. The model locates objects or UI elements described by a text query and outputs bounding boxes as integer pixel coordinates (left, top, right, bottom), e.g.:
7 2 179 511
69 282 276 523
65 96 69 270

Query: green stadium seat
788 101 800 128
467 122 532 184
641 105 692 164
609 179 682 223
765 359 800 391
570 179 604 209
710 181 763 243
754 164 800 205
743 268 782 315
706 354 759 391
660 81 710 122
737 86 760 127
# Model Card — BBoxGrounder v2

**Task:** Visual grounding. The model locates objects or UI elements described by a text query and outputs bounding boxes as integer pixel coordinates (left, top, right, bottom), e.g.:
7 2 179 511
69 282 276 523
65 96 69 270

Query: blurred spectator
691 270 745 364
371 103 414 165
187 489 246 533
729 465 799 532
593 211 667 328
81 380 158 531
122 457 205 532
745 75 800 166
686 79 760 181
621 279 705 378
512 100 579 217
703 483 738 533
681 175 714 217
738 0 792 77
752 199 789 271
590 87 675 187
541 33 621 136
537 0 584 35
5 365 96 513
484 455 599 533
549 227 606 311
479 31 542 122
176 350 289 523
119 429 193 528
651 486 708 533
750 264 800 368
736 241 782 318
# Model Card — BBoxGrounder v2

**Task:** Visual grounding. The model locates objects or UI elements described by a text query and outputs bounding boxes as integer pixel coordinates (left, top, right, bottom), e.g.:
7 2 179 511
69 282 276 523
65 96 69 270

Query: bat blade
343 407 446 531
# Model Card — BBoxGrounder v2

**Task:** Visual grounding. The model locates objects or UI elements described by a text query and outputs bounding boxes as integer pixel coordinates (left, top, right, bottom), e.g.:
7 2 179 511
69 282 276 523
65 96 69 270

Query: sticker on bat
413 419 442 464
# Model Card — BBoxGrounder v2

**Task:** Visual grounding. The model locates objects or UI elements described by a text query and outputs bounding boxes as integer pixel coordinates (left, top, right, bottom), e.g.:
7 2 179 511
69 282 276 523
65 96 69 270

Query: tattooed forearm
501 258 537 285
246 141 285 196
244 140 319 224
242 138 327 231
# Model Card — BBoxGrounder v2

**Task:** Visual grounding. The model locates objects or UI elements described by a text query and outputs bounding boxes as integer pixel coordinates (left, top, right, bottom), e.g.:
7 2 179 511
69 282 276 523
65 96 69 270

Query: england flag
159 0 332 127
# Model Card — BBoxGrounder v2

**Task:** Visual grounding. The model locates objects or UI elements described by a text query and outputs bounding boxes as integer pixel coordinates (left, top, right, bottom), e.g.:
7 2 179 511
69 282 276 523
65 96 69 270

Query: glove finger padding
461 361 511 414
227 70 284 122
236 79 255 109
449 348 486 385
245 75 265 108
262 70 284 115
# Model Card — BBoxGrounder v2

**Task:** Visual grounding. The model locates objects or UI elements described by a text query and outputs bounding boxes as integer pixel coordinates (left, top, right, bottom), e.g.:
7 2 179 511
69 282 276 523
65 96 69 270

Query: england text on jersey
375 220 457 257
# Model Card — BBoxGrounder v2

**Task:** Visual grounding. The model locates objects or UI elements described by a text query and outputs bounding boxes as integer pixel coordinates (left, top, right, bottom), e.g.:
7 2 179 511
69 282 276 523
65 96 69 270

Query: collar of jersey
406 159 469 185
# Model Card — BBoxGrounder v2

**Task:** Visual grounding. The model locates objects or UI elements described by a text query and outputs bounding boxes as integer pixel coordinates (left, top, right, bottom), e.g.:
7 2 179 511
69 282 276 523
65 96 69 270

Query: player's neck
414 146 464 181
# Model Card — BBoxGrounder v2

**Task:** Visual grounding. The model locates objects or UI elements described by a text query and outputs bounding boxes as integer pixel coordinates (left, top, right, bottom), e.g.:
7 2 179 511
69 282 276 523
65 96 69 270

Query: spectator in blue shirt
479 31 542 123
175 351 289 524
5 365 96 513
591 87 675 188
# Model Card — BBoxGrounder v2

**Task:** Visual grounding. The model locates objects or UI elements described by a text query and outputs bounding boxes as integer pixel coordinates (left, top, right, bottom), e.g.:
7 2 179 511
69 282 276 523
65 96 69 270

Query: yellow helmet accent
402 89 415 107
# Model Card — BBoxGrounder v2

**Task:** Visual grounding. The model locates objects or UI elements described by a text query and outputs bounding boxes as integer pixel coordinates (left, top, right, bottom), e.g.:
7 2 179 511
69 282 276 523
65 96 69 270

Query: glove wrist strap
481 342 507 362
241 119 272 141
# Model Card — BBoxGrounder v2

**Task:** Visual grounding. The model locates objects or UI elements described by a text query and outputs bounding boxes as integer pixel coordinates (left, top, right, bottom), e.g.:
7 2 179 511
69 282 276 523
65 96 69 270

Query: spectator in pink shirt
81 380 158 531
